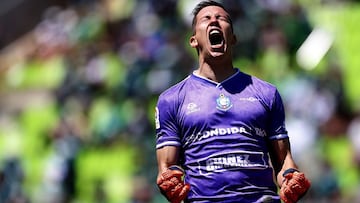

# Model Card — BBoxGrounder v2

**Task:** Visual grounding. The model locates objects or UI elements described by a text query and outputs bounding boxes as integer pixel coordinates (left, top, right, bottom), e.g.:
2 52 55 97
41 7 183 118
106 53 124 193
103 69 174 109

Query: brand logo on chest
186 102 200 114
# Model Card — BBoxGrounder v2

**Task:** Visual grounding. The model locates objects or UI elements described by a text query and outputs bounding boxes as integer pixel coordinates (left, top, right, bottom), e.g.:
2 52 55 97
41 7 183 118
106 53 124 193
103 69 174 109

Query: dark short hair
191 0 233 34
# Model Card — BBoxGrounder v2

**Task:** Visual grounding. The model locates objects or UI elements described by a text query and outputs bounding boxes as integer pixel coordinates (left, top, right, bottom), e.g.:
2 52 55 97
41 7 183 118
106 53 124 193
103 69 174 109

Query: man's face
190 6 236 58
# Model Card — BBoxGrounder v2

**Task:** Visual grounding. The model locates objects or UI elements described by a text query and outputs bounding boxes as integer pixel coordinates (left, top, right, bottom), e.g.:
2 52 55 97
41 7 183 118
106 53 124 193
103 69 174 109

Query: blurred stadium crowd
0 0 359 202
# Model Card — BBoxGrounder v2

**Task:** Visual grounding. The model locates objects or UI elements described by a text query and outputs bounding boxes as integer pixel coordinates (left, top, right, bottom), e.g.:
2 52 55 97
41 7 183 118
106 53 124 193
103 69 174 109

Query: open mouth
209 29 224 47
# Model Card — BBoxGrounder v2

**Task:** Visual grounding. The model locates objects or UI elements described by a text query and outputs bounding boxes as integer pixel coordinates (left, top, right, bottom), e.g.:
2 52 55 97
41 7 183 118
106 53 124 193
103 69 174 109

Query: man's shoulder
238 70 277 90
159 75 192 99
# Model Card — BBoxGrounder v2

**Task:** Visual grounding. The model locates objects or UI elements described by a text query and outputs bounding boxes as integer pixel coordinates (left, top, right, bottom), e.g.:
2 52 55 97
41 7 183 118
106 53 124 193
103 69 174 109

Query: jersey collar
192 68 240 87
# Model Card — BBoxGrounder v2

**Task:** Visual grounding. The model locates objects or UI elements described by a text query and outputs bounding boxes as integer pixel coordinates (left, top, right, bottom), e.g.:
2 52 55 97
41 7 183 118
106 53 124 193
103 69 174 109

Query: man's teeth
210 30 220 35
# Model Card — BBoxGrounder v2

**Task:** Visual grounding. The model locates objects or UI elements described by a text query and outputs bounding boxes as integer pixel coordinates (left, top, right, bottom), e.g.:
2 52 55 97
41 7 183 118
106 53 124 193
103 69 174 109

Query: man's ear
189 36 198 48
231 34 237 45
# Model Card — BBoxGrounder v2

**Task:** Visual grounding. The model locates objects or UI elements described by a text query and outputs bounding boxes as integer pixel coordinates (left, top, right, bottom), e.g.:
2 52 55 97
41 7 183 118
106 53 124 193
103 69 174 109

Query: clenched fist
280 169 311 203
157 166 190 203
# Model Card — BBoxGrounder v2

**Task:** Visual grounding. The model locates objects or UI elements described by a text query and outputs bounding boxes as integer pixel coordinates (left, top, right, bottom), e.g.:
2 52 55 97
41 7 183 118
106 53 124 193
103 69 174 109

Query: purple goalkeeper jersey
155 69 288 203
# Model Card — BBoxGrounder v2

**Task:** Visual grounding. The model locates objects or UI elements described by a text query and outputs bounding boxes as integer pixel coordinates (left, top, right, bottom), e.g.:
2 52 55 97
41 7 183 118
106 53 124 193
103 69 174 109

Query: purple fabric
155 69 287 202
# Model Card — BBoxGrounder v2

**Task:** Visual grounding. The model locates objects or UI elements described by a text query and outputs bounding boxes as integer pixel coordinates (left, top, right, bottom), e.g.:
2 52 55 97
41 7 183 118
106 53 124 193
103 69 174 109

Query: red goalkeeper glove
157 165 190 203
280 168 311 203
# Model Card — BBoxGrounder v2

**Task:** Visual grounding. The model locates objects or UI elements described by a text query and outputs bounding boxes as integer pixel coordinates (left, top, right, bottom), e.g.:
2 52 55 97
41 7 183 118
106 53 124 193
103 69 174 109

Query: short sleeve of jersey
268 89 288 140
155 92 181 149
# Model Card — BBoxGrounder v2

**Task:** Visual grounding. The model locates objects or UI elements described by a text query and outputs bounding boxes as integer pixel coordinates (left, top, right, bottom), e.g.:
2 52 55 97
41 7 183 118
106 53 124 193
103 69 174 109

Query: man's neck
196 58 235 83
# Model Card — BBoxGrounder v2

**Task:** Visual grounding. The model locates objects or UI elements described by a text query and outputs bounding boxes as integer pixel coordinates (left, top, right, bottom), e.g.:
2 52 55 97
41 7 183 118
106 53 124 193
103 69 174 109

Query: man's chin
209 52 225 58
208 49 226 58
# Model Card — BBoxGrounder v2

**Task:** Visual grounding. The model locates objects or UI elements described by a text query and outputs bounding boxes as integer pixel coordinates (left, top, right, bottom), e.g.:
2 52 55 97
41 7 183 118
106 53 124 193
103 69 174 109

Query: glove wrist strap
282 168 299 177
168 165 184 172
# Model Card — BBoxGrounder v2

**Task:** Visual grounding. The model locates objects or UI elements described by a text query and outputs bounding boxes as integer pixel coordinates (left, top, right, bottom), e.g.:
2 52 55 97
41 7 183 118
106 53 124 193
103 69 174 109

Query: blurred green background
0 0 359 202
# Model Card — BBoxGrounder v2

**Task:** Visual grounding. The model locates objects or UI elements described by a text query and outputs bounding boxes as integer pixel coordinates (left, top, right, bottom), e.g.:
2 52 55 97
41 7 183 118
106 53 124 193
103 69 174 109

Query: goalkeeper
155 1 310 202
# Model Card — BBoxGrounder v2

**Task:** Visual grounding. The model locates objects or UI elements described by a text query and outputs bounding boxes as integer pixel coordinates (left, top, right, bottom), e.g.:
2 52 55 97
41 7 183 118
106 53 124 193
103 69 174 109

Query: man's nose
209 15 218 23
209 15 221 26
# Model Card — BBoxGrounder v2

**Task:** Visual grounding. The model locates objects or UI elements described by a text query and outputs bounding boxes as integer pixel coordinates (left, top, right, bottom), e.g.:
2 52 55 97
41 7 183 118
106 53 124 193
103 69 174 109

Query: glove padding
280 170 311 203
157 166 190 203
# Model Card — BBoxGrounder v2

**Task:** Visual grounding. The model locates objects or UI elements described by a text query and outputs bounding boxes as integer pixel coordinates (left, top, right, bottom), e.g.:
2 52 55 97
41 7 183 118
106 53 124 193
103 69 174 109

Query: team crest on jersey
216 94 232 111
